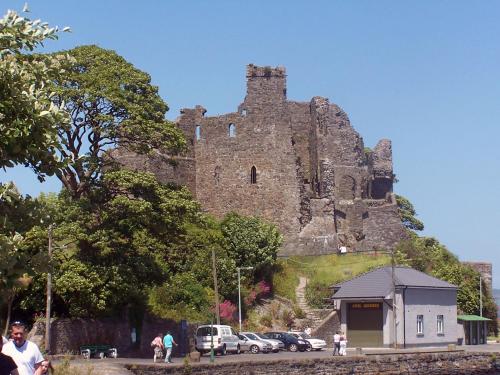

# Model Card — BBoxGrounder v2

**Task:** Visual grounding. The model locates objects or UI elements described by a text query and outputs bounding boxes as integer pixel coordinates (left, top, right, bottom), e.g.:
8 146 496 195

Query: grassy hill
273 253 390 306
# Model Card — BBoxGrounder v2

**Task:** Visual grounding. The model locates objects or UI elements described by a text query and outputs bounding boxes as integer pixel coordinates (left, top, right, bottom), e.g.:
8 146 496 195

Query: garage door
347 302 383 347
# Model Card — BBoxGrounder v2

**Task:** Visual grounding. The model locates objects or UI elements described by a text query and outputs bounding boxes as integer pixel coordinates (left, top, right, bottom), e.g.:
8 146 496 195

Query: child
34 360 54 375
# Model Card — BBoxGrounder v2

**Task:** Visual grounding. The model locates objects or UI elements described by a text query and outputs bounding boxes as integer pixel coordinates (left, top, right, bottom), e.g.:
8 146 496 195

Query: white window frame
437 315 444 334
417 315 424 335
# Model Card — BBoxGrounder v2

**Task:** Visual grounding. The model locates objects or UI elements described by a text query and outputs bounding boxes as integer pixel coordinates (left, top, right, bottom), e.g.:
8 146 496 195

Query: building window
437 315 444 334
228 123 236 137
250 166 257 184
195 125 201 140
241 109 247 117
417 315 424 335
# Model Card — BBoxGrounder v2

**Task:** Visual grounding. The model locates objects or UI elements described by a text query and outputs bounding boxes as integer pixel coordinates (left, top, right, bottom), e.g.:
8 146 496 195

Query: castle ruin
116 65 406 256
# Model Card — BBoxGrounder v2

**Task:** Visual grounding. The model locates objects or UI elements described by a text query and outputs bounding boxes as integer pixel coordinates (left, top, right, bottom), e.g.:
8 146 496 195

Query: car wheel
250 345 259 354
306 343 312 352
288 343 298 352
236 345 241 354
220 345 227 356
273 349 279 353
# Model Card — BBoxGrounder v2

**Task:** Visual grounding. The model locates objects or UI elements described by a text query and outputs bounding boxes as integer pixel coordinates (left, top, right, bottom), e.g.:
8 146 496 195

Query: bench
80 345 118 359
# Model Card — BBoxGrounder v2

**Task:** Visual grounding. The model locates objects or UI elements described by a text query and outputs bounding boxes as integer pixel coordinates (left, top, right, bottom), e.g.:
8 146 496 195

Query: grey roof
332 266 457 299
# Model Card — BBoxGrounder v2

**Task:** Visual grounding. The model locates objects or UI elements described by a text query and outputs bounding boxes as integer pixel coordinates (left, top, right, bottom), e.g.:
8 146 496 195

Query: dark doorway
347 302 383 347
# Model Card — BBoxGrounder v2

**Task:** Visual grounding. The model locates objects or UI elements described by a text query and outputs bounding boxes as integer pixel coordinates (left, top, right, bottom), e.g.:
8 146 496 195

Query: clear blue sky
2 1 500 287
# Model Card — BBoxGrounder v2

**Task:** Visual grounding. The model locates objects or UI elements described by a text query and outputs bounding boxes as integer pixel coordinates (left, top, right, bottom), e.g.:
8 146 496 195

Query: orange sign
351 303 381 309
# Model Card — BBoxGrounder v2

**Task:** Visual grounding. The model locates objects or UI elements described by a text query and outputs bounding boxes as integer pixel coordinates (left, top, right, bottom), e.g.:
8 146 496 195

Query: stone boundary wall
30 317 199 357
126 352 498 375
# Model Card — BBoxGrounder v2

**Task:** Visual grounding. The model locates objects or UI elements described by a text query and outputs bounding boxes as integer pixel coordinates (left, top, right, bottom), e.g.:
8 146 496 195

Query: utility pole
45 224 53 354
211 248 220 325
479 276 483 317
391 248 397 348
237 267 253 332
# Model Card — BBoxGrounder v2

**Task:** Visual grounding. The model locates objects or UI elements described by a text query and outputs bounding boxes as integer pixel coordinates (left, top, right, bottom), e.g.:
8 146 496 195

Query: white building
332 266 458 348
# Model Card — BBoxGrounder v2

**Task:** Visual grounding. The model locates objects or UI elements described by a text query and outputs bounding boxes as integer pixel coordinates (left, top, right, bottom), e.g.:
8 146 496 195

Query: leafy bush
293 305 306 319
259 314 272 328
281 309 294 329
149 273 212 322
219 300 237 322
305 280 331 309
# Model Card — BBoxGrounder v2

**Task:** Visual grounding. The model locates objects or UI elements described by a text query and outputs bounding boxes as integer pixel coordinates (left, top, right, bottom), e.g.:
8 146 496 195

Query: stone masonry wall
116 64 406 256
40 317 197 357
127 352 498 375
463 262 493 292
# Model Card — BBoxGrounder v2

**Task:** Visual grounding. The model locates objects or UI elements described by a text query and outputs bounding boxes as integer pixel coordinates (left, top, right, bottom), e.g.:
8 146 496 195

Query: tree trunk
3 295 13 337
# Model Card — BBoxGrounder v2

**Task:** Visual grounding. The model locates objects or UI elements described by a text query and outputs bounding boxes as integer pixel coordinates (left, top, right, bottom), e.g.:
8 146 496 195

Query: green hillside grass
273 253 391 306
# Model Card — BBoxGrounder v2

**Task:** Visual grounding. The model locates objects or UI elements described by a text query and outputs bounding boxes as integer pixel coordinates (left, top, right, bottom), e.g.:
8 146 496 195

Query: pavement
61 343 500 375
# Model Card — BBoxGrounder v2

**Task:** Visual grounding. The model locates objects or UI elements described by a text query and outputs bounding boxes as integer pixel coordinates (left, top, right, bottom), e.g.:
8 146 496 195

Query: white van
195 325 240 355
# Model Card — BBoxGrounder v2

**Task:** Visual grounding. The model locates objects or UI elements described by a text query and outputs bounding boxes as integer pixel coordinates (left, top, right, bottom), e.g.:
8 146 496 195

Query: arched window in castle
195 125 201 141
228 123 236 138
250 166 257 184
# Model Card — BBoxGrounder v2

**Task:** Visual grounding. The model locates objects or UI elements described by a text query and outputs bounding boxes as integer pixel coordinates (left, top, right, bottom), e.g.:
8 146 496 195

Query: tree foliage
396 236 497 332
45 45 186 197
396 194 424 231
0 7 70 174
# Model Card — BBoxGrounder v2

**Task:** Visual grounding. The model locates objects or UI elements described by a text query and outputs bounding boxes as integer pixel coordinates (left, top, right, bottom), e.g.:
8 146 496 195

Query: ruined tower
116 65 407 256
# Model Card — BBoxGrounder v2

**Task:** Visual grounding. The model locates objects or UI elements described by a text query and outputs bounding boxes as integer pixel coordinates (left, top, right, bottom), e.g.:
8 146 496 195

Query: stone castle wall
116 64 407 256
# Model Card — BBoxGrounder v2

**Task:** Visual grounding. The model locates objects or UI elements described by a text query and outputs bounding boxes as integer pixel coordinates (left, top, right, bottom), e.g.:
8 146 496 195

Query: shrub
281 309 294 329
293 304 306 319
269 301 281 320
219 300 237 322
260 314 273 328
305 280 330 309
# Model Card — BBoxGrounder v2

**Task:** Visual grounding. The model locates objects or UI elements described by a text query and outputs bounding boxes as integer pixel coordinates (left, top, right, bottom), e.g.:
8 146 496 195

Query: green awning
457 314 491 321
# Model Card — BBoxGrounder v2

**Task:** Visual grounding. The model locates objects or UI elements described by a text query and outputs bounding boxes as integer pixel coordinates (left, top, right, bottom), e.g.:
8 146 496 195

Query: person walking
151 333 164 363
0 336 19 375
332 331 341 356
162 331 178 364
1 322 43 375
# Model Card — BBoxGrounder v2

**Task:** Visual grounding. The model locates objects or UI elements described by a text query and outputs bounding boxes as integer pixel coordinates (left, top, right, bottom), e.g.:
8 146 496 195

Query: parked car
265 331 309 352
289 331 327 351
238 332 272 354
195 325 241 355
252 332 284 352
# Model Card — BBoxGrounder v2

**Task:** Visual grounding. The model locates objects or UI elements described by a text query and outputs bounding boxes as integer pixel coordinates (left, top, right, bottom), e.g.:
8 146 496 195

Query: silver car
238 333 273 354
251 332 284 352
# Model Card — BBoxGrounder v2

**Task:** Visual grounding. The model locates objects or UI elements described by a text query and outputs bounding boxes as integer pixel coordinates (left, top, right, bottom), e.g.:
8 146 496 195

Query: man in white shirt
332 331 341 356
1 322 43 375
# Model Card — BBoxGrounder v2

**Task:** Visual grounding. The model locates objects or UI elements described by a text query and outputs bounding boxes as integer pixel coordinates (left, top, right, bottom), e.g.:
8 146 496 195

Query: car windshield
197 327 217 336
245 333 258 340
289 333 299 338
300 333 312 339
254 333 269 339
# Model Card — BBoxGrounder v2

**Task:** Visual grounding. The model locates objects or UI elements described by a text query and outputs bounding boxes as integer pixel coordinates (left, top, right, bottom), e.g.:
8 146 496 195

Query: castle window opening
250 166 257 184
229 123 236 137
195 125 201 141
241 109 247 117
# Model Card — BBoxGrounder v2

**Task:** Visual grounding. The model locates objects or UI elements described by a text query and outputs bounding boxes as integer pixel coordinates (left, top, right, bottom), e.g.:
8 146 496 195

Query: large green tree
0 7 70 174
45 45 185 198
396 236 497 332
396 194 424 231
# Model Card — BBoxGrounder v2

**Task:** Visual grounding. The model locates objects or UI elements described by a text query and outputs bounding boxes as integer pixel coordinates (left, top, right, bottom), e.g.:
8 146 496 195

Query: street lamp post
237 267 253 332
